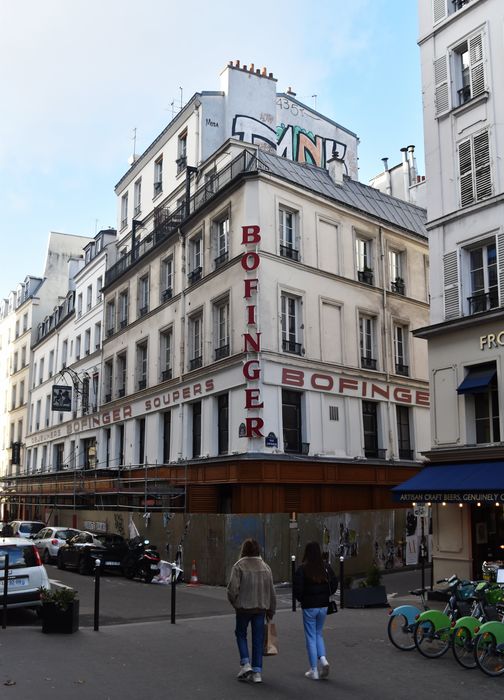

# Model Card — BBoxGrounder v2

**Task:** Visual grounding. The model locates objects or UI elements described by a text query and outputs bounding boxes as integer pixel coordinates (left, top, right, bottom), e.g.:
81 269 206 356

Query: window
119 290 129 327
362 401 384 458
396 406 413 460
48 350 54 377
117 351 127 397
138 276 149 316
82 377 90 415
75 335 81 360
84 329 91 355
214 298 230 360
11 386 16 411
106 300 116 336
389 250 405 295
19 380 24 406
23 313 28 332
177 132 187 174
458 130 492 207
35 400 41 431
86 285 93 311
279 207 299 261
136 342 148 390
54 443 65 471
137 418 146 464
96 276 103 302
453 33 485 107
393 324 409 376
467 240 498 314
191 401 202 458
433 0 470 24
104 360 113 402
77 293 83 318
218 394 229 454
189 313 203 370
163 411 171 463
188 235 202 283
21 345 26 367
12 352 18 373
92 373 99 412
360 315 377 370
356 237 373 284
160 329 172 381
121 192 128 230
161 256 173 300
281 293 302 355
134 178 142 217
95 322 101 349
61 340 68 369
214 215 229 268
282 389 302 453
154 156 163 195
459 364 501 444
44 394 50 426
39 358 45 384
15 320 19 338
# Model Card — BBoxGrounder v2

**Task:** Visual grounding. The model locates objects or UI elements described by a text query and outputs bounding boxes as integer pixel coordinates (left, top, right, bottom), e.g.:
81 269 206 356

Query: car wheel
57 553 66 570
78 556 91 575
42 549 51 565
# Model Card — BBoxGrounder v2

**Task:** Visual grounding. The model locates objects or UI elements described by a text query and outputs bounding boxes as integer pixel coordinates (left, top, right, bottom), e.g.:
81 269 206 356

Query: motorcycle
122 536 161 583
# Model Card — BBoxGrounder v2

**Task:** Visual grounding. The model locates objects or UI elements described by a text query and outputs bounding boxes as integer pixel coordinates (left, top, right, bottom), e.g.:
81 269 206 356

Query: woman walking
227 538 276 684
293 541 338 680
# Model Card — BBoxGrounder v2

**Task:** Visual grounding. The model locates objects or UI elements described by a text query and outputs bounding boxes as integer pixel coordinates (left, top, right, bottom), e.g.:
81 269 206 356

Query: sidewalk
0 589 500 700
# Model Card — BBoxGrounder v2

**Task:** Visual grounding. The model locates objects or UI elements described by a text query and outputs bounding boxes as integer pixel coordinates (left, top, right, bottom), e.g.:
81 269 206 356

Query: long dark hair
302 541 326 583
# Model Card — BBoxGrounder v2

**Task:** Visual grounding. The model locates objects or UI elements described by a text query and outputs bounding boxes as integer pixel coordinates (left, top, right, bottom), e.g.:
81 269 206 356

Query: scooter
122 536 161 583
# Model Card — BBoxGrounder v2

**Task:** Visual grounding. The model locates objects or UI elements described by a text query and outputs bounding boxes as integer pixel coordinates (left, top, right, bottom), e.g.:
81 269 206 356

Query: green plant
364 564 382 588
39 586 77 611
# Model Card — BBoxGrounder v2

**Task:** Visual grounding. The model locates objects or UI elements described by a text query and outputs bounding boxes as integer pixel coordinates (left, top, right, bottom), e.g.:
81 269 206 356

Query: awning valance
457 367 496 394
392 461 504 503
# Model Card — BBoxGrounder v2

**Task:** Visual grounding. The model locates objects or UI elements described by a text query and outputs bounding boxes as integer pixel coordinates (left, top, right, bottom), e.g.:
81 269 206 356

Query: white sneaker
237 663 252 681
251 672 262 683
305 669 319 680
318 660 330 679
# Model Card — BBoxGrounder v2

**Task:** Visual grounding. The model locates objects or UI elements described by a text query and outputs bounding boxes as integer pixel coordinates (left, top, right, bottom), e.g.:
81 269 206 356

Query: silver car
32 527 81 564
0 537 50 611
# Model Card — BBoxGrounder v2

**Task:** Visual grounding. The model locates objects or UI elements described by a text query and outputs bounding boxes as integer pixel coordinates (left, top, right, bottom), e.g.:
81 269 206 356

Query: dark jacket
293 563 338 609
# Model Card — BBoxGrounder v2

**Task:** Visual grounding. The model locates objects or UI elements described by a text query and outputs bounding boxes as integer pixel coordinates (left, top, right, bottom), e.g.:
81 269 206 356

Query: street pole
2 554 9 629
94 559 101 631
171 563 177 624
339 554 345 609
291 555 296 611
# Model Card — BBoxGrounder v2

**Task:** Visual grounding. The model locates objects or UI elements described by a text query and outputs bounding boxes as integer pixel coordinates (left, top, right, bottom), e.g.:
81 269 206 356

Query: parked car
57 531 128 575
8 520 46 539
32 527 81 564
0 537 50 611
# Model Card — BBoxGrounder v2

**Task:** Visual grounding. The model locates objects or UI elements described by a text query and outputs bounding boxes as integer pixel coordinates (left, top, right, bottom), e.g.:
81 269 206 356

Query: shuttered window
469 33 485 98
434 55 450 115
443 250 460 319
458 131 492 207
432 0 447 24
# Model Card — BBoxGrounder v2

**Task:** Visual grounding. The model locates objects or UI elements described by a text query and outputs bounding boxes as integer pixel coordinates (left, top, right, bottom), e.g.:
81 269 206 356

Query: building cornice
413 307 504 339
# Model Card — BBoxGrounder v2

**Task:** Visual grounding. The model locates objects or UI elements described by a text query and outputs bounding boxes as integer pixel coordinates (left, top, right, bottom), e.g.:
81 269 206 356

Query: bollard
291 555 296 612
171 562 177 624
2 553 9 629
339 556 345 609
94 558 101 632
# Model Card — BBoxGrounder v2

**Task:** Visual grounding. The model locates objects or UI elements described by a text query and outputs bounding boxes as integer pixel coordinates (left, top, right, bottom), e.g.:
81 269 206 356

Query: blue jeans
302 607 327 669
235 611 266 673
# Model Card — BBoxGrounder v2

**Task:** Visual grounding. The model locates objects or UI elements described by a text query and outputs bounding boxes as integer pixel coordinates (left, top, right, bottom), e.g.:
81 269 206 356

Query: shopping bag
327 599 338 615
263 621 279 655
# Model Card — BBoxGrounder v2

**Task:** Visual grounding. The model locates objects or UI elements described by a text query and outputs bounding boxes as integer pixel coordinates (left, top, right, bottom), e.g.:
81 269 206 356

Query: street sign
414 505 427 517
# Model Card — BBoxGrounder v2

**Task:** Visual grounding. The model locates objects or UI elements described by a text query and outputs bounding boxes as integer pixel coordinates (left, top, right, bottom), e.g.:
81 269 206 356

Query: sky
0 0 424 295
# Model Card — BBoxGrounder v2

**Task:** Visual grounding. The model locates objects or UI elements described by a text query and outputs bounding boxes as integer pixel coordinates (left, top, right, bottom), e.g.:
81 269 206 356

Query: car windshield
0 544 38 569
19 523 45 535
95 534 124 548
55 530 76 540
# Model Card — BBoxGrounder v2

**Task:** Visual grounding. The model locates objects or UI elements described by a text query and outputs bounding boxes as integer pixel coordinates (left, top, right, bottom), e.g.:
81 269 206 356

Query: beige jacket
227 556 276 614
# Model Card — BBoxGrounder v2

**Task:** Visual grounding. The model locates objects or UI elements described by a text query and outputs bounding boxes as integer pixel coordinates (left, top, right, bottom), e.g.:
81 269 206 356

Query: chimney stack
327 155 346 185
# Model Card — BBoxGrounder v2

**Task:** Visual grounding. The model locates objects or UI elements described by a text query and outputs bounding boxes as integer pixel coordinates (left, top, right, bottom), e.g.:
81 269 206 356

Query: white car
0 537 50 611
32 527 81 564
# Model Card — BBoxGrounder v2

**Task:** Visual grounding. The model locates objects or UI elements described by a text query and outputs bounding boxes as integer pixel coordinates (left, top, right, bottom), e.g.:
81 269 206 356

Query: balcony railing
139 306 148 317
189 356 202 371
399 448 414 460
282 339 302 355
176 155 187 174
162 288 172 302
358 269 373 286
468 291 498 315
365 447 386 460
391 280 405 295
161 369 172 381
138 379 147 390
453 0 469 10
214 251 229 268
395 363 409 377
106 327 114 337
188 267 202 284
120 318 128 328
280 244 300 262
104 150 260 287
215 344 230 360
361 356 377 370
458 84 471 105
118 388 125 398
105 394 112 403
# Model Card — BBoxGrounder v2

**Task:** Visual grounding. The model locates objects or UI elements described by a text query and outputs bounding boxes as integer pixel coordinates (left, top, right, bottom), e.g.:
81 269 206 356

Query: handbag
263 621 279 655
326 566 338 615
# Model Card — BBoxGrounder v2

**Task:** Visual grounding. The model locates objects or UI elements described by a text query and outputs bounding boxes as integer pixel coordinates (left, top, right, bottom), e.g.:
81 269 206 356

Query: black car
57 531 128 575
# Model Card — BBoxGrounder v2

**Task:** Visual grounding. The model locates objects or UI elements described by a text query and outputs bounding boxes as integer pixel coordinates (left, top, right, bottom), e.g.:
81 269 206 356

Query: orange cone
188 559 199 586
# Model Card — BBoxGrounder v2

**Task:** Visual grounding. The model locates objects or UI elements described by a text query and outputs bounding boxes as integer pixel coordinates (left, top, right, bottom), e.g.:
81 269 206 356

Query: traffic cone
188 559 199 586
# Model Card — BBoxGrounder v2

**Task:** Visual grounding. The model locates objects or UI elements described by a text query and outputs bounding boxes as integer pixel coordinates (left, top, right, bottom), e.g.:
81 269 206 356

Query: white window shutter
473 130 492 201
432 0 447 24
434 55 450 116
443 251 460 319
458 138 474 207
497 233 504 306
469 33 485 98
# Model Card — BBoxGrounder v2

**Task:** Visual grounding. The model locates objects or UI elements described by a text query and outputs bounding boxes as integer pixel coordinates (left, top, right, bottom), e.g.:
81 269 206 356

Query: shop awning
457 367 496 394
392 461 504 503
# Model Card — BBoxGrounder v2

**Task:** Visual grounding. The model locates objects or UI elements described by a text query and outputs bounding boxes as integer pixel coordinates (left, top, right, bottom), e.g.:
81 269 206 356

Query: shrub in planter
345 565 387 608
40 586 79 634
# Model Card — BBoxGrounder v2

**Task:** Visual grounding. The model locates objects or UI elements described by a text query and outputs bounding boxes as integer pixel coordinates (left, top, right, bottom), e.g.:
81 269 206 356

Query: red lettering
311 373 334 390
173 390 180 402
246 305 257 325
371 384 390 400
112 409 120 422
241 252 260 271
193 383 202 396
245 388 264 409
282 368 304 387
339 378 359 393
183 387 190 399
123 405 132 418
394 387 412 404
243 360 261 381
241 225 261 245
205 379 214 391
153 397 161 408
243 332 261 352
362 381 367 397
102 412 111 424
145 400 152 411
415 391 430 406
245 417 265 437
244 279 258 298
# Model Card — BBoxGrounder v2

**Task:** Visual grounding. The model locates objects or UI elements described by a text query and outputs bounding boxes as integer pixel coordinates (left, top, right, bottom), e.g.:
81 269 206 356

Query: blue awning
457 367 496 394
392 461 504 503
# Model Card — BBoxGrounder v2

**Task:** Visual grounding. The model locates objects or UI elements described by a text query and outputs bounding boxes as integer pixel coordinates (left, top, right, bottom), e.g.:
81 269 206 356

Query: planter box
344 585 388 608
41 600 80 634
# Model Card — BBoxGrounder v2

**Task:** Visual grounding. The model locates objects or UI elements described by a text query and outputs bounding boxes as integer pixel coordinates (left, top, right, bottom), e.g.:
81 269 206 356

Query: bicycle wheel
387 614 415 651
414 620 451 658
475 632 504 677
452 626 476 669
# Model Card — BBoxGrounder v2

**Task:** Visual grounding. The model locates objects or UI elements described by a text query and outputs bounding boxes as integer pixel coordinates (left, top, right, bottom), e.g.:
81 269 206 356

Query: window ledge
438 91 489 121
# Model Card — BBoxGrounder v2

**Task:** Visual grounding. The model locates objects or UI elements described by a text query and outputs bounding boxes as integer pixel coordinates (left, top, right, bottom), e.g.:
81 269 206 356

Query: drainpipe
379 227 394 455
178 232 186 461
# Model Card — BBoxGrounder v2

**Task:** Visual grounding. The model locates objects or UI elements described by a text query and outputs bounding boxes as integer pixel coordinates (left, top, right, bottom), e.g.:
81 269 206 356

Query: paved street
0 566 501 699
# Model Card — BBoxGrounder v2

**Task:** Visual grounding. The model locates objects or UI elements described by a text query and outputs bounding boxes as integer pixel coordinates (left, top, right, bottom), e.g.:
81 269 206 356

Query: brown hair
302 541 326 583
240 538 261 557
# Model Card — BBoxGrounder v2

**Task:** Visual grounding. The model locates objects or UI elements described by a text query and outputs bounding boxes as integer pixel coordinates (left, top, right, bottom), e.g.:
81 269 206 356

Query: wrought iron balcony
120 318 128 328
395 363 409 377
215 344 230 360
214 251 229 269
187 267 202 284
399 449 414 460
138 379 147 390
468 291 498 315
365 447 386 460
118 388 125 397
106 327 114 337
358 269 373 286
391 279 405 295
189 356 202 371
458 84 471 105
361 356 377 370
139 306 148 317
162 369 172 381
176 155 187 175
153 181 163 196
162 288 172 302
105 394 111 403
282 339 302 355
280 244 300 262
